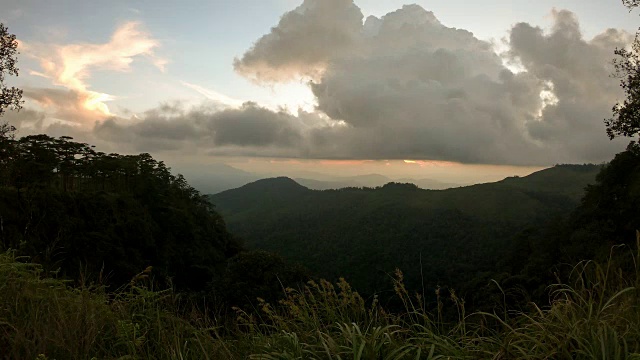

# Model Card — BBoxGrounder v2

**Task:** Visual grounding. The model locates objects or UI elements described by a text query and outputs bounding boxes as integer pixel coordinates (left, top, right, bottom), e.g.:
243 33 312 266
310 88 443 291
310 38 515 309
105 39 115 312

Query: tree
624 0 640 7
0 23 21 185
605 1 640 139
0 23 22 119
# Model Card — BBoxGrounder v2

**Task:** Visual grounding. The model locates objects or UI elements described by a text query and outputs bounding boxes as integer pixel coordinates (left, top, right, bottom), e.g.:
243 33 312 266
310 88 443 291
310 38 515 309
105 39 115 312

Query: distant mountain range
295 174 459 190
177 163 463 194
209 164 602 306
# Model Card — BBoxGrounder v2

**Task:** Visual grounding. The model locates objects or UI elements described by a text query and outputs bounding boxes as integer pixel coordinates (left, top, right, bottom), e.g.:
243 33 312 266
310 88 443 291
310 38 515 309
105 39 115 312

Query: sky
1 0 638 183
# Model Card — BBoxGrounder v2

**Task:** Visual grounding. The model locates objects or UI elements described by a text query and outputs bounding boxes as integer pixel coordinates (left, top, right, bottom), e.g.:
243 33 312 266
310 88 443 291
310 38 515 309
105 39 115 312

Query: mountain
294 174 392 190
294 178 361 190
396 177 461 190
180 162 460 193
496 164 602 199
210 164 602 306
346 174 392 187
296 174 458 190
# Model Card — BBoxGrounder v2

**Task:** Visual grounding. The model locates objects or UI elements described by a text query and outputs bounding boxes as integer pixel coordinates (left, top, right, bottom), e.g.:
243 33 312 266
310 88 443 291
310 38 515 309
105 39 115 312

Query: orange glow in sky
403 160 458 167
319 160 372 166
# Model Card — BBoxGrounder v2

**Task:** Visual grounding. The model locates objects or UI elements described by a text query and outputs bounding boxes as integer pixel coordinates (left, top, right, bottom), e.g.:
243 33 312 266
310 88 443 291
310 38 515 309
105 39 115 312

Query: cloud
1 107 46 131
507 9 632 161
23 87 112 123
13 3 633 166
90 102 312 156
208 103 304 147
22 21 165 122
230 2 631 165
181 81 243 108
233 0 363 82
303 5 545 163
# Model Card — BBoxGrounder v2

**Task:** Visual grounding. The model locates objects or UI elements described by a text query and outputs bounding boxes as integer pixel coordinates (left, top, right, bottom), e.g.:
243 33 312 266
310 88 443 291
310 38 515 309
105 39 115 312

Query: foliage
2 241 640 359
217 250 310 310
568 142 640 254
0 23 23 118
0 250 232 360
606 38 640 139
504 143 640 300
210 165 601 310
624 0 640 10
605 0 640 139
0 134 243 291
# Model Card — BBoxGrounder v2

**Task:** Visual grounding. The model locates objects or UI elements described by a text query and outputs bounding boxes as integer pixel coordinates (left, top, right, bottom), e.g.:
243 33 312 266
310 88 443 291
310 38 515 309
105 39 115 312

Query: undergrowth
2 235 640 359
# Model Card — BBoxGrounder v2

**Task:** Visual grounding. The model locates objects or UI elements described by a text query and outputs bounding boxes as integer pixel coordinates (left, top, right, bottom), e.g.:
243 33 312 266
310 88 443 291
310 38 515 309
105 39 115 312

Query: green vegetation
2 136 640 358
505 143 640 297
3 5 640 356
210 164 602 308
0 22 23 118
0 132 242 291
2 241 640 359
5 134 639 358
0 132 313 311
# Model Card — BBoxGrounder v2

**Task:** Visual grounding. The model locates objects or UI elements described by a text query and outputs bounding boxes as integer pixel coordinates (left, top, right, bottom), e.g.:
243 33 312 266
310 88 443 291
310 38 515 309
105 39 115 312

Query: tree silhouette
605 1 640 139
0 23 22 119
623 0 640 8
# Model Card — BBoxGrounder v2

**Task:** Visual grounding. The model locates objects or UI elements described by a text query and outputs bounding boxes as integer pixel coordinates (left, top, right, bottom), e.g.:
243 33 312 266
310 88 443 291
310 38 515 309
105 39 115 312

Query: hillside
211 164 602 304
0 135 244 291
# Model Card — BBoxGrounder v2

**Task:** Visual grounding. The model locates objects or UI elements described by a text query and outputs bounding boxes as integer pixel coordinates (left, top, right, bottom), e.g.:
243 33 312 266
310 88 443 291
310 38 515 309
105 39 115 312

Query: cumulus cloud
21 21 165 122
12 2 633 166
508 9 632 161
233 0 363 82
229 2 632 165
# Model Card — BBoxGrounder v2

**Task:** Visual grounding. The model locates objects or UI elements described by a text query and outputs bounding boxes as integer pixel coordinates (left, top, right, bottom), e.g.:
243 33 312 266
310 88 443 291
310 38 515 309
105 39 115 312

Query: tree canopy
210 165 602 309
0 134 244 290
605 1 640 139
0 23 22 119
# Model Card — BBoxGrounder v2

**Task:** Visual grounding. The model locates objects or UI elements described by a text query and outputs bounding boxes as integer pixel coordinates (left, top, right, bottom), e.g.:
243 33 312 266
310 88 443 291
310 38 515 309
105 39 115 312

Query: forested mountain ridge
0 133 245 290
212 164 601 226
210 164 602 305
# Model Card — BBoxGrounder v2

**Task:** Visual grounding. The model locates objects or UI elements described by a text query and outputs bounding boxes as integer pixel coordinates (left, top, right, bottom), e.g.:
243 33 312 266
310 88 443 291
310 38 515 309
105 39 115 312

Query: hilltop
210 164 602 305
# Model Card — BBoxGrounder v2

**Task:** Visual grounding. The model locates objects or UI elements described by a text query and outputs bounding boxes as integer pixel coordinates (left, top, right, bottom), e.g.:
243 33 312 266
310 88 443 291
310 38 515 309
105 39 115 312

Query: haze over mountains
178 163 467 194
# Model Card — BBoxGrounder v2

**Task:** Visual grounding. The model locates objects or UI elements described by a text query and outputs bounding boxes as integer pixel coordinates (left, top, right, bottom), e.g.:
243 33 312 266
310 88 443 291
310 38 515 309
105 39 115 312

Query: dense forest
4 0 640 356
212 147 640 312
0 129 309 309
0 131 237 288
211 164 602 308
2 136 640 358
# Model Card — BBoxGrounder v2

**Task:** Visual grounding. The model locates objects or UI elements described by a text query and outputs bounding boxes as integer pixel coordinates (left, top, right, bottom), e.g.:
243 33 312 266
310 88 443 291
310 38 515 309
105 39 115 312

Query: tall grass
0 251 230 359
2 236 640 359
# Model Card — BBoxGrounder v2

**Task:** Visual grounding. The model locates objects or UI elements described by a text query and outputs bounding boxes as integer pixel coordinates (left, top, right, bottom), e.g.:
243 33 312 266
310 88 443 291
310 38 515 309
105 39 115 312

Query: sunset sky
1 0 638 183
